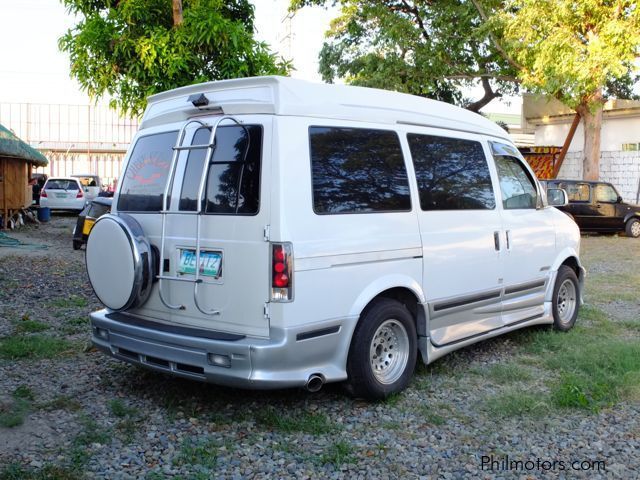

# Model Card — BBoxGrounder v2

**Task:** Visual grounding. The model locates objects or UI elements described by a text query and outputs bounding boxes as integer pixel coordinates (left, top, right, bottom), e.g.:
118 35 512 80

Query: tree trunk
575 91 604 181
172 0 183 26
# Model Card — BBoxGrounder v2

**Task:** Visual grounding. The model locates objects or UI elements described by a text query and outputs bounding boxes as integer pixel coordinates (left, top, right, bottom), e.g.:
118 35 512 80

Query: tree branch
465 76 501 112
468 0 523 71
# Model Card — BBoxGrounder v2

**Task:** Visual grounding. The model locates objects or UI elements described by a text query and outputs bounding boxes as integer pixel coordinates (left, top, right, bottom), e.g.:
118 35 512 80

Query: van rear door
117 117 271 338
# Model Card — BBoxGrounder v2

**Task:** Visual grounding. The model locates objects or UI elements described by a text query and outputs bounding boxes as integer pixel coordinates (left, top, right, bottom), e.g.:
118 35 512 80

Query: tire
552 266 580 331
346 298 417 400
72 239 82 250
625 218 640 238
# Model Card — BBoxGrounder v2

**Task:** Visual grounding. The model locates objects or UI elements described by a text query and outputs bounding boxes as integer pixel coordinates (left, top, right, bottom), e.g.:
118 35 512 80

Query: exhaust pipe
305 374 324 393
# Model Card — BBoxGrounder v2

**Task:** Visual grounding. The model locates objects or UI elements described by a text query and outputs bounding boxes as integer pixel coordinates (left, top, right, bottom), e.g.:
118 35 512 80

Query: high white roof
142 76 509 140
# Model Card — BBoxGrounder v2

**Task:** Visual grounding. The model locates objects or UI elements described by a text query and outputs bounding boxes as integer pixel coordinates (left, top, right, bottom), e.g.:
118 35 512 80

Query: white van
86 77 584 399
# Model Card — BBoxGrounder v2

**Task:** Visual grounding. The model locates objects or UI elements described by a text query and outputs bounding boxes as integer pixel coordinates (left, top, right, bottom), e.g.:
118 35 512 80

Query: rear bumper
90 309 357 389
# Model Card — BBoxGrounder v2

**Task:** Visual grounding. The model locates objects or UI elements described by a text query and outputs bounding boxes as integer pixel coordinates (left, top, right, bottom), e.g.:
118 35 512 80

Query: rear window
309 127 411 214
45 179 79 191
179 125 262 215
117 131 178 212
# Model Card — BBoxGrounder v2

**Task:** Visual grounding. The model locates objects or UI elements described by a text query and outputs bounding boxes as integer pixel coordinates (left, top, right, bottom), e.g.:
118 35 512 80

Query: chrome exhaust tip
305 374 324 393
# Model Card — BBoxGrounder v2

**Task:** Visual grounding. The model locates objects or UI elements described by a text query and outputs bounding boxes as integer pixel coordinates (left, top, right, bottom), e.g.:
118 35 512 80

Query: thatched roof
0 123 48 167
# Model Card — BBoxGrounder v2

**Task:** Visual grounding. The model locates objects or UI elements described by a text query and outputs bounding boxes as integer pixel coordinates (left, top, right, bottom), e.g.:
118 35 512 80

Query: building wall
557 151 640 203
535 116 640 153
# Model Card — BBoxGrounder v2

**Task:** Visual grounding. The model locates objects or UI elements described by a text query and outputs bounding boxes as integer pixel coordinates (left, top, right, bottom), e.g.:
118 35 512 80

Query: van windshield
117 131 178 212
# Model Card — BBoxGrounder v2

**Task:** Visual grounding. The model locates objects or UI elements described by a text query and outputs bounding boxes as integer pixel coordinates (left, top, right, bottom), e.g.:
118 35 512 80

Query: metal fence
0 103 138 187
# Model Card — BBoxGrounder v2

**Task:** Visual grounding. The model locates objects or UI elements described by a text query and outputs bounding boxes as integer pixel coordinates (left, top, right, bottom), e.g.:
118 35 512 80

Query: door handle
505 230 511 250
494 231 500 251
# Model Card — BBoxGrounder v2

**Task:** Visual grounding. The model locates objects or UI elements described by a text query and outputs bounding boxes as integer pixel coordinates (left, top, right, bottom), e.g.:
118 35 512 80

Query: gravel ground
1 216 639 479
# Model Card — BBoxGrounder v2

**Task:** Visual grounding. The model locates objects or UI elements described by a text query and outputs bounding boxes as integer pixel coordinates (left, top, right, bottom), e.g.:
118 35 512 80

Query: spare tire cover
86 213 154 311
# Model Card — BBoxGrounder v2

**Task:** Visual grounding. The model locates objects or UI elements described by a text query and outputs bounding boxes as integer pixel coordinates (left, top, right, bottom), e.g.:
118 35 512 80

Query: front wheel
346 298 417 400
625 218 640 238
552 266 580 331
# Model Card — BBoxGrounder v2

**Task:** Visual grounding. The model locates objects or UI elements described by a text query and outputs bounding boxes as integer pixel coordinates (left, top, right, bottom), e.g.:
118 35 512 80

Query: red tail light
76 190 84 198
40 190 48 198
271 243 293 302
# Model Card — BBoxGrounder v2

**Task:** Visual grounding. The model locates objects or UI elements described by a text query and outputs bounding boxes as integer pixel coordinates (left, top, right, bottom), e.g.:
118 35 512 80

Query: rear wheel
552 266 579 331
625 218 640 238
72 239 82 250
346 298 417 400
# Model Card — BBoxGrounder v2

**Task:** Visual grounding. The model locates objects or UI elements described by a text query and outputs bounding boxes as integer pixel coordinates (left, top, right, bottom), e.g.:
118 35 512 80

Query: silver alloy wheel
370 319 410 385
631 221 640 238
556 279 577 324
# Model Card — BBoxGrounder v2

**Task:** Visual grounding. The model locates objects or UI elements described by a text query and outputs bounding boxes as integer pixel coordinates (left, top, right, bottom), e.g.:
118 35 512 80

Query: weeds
0 335 76 360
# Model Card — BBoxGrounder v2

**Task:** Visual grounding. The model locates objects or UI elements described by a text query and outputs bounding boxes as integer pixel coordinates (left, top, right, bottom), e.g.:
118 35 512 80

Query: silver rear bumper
90 309 357 389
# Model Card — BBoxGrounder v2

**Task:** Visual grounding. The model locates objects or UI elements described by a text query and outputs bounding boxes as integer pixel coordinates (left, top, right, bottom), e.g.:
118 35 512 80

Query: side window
179 125 262 215
563 182 590 202
407 134 495 210
492 145 538 210
595 184 618 203
309 127 411 214
118 131 178 212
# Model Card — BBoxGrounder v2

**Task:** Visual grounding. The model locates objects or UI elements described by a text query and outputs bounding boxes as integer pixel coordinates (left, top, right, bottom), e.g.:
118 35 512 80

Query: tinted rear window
408 134 495 210
179 125 262 215
310 127 411 214
117 131 178 212
45 179 79 190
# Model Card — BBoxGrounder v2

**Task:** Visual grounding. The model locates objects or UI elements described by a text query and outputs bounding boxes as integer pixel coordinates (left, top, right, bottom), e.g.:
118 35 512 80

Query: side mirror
547 188 568 207
617 195 623 203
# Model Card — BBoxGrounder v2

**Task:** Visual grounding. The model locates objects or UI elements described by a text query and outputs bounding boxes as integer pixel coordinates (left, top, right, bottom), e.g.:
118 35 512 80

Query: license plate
178 249 222 278
55 192 67 198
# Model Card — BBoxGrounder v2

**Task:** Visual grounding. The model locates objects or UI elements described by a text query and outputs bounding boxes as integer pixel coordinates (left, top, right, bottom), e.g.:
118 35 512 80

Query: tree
60 0 290 116
493 0 640 179
294 0 640 180
291 0 521 112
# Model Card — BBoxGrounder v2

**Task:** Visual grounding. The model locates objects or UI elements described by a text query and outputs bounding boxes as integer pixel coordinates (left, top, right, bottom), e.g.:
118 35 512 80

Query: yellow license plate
82 218 96 236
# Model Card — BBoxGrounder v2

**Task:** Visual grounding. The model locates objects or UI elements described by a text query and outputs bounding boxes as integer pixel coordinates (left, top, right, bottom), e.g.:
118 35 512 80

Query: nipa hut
0 123 48 228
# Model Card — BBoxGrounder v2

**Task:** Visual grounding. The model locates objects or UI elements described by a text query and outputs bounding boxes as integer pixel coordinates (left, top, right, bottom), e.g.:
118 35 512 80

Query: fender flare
623 212 640 224
545 248 585 302
348 274 425 319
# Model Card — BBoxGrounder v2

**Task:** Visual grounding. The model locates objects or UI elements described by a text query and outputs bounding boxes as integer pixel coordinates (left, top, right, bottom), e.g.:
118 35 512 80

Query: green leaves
60 0 290 116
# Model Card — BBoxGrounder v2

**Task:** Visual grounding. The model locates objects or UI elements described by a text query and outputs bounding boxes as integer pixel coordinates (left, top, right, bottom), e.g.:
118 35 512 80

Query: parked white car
85 77 585 399
40 177 87 212
71 174 102 201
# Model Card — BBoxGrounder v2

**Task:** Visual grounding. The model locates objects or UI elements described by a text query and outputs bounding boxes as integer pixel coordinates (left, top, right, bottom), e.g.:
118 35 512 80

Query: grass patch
50 296 88 309
39 395 82 413
109 399 138 418
0 335 76 360
319 441 354 467
0 463 82 480
484 364 532 384
0 385 35 428
14 320 49 334
485 390 550 417
70 416 112 469
174 437 220 470
547 339 640 410
255 408 337 435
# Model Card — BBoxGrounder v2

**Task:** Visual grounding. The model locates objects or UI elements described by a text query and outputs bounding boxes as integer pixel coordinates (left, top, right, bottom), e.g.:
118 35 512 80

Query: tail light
76 190 84 198
40 190 48 198
271 242 293 302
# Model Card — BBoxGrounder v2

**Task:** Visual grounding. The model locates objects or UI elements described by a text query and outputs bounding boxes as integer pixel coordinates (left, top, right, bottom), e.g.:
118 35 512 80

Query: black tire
346 298 417 400
72 239 82 250
625 218 640 238
552 266 580 331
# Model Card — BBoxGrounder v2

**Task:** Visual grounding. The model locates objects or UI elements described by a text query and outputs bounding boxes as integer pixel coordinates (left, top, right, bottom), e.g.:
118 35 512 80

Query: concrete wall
557 151 640 203
535 116 640 153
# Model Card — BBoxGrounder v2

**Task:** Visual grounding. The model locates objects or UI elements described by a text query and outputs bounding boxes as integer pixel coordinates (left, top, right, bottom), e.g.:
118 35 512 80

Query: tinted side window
494 155 538 209
118 131 178 212
310 127 411 214
595 184 618 203
180 125 262 215
407 134 495 210
561 182 590 202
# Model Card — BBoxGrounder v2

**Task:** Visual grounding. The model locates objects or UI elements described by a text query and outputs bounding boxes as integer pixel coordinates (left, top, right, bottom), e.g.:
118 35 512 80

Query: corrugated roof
0 123 48 167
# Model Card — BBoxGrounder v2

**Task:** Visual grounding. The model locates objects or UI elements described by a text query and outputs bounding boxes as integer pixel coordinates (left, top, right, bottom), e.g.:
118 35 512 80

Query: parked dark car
72 197 113 250
541 179 640 237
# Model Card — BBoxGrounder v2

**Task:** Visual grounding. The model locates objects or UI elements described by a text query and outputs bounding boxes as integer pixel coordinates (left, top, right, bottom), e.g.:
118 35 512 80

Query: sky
0 0 518 113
